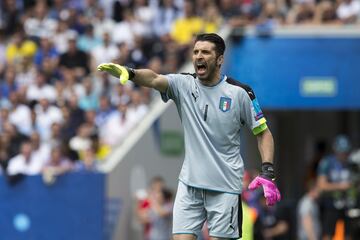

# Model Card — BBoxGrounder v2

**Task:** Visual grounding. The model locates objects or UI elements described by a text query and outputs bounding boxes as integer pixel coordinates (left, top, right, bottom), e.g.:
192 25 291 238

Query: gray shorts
173 181 242 239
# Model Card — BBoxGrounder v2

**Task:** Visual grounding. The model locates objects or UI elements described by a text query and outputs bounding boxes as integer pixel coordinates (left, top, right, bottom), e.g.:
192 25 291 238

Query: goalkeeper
98 33 281 240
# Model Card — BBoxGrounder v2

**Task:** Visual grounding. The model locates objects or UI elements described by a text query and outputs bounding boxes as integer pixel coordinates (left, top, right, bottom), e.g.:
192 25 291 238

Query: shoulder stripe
226 77 256 100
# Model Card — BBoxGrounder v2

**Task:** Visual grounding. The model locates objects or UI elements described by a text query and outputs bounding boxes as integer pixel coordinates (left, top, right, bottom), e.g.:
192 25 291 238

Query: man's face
192 41 222 81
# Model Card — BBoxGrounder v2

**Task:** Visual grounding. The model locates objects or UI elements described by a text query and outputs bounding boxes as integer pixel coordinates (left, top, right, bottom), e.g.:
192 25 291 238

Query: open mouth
196 62 207 75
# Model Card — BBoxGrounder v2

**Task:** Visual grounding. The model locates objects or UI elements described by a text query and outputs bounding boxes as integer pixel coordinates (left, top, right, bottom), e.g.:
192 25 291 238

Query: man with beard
97 33 281 240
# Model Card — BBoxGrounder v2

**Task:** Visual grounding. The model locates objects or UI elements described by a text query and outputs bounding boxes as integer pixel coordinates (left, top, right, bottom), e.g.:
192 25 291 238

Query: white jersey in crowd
161 73 267 194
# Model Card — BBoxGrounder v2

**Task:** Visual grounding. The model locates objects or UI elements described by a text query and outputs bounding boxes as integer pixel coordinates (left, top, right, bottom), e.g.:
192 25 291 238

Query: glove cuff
260 162 275 181
125 66 136 80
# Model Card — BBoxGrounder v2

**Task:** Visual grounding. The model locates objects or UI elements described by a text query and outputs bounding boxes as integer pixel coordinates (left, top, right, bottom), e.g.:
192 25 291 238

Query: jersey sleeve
160 73 185 103
240 88 267 135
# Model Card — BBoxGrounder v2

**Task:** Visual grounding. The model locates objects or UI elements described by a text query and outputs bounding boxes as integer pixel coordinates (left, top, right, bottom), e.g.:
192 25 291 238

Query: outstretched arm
132 69 169 93
97 63 169 93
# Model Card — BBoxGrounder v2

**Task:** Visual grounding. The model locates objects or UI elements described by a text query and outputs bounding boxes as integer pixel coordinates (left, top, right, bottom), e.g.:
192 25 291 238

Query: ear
217 55 224 67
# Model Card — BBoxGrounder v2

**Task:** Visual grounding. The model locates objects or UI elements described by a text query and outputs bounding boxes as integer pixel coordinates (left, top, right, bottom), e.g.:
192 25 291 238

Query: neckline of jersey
196 74 227 88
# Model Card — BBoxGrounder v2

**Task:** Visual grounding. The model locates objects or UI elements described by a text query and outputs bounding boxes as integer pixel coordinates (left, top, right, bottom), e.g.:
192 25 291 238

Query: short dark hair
195 33 226 57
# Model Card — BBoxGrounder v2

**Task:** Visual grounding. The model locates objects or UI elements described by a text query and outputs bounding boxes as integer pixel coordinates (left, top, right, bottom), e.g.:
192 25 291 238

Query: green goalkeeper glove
97 63 135 85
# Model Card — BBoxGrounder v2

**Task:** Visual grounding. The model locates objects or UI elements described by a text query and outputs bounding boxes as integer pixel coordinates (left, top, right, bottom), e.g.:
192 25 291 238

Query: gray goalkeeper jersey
161 73 267 194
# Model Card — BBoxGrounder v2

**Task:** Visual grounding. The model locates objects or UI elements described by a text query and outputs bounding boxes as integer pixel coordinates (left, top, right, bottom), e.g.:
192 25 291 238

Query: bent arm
256 128 274 164
317 175 350 192
132 69 169 93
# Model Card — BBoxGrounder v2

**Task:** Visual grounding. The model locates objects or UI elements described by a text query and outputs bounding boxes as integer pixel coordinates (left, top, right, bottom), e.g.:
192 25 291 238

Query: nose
195 52 203 60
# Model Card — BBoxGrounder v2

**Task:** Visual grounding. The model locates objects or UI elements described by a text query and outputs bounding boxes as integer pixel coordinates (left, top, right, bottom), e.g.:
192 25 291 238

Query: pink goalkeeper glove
248 162 281 206
248 176 281 206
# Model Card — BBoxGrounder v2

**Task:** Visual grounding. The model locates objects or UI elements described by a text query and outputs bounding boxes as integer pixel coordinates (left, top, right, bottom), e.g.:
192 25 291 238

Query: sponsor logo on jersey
219 97 232 112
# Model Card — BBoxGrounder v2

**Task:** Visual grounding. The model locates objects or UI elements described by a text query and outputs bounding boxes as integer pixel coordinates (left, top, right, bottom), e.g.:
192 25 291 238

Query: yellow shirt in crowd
171 17 219 45
6 40 37 63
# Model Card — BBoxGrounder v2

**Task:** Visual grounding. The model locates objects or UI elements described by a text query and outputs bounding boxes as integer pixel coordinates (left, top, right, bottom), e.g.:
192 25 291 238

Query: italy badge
219 97 232 112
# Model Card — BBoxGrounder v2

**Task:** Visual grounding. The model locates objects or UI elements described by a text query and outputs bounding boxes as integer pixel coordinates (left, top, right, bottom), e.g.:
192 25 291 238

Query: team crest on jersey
219 97 232 112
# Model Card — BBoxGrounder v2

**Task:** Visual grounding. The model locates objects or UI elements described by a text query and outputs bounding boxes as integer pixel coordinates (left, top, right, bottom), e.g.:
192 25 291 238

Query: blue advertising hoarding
0 172 105 240
224 36 360 109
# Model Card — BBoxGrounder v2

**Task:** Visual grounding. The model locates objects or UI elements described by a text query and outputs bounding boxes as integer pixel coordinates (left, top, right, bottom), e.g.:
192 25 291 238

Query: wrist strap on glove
260 162 275 181
125 66 135 80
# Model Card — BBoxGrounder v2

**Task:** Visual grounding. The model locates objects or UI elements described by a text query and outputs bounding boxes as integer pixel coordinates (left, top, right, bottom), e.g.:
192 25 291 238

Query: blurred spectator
297 182 321 240
15 53 37 88
24 1 58 40
77 24 102 53
287 0 316 24
136 176 166 240
75 147 99 171
95 95 114 127
0 30 6 74
48 0 69 20
26 70 57 103
48 122 63 149
83 0 99 19
8 91 32 136
92 7 116 39
202 2 223 33
115 42 131 66
52 20 74 54
256 1 284 33
139 187 173 240
110 83 132 107
316 135 353 240
127 90 149 122
78 77 99 111
90 31 120 71
34 97 63 141
313 0 337 24
59 69 85 100
127 37 148 68
337 0 360 24
65 8 87 34
60 95 85 140
59 33 90 77
5 29 37 65
69 123 93 158
0 0 22 36
7 141 44 176
218 0 246 27
42 148 73 185
30 131 50 166
151 0 181 39
132 0 155 37
253 197 292 240
0 67 18 99
2 122 27 159
112 8 147 48
0 131 12 172
0 106 10 131
170 0 205 46
34 35 59 70
92 70 115 97
100 103 134 146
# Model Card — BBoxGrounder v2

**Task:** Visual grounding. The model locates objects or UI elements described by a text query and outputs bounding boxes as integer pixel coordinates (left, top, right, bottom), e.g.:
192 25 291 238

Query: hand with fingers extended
97 63 135 84
248 162 281 206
